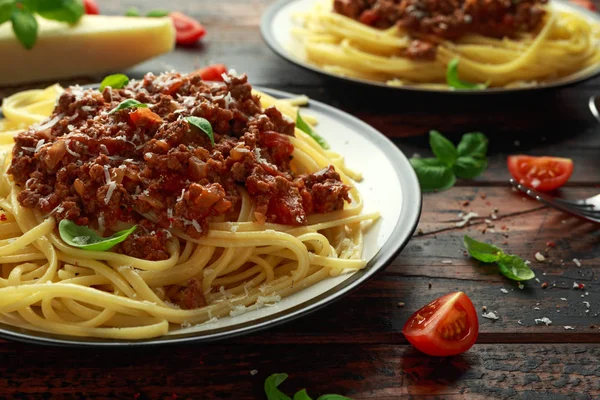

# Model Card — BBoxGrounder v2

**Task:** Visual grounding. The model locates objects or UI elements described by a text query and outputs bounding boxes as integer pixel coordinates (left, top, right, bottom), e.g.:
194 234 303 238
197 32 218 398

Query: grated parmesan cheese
229 305 247 317
65 140 80 158
35 139 46 152
534 252 545 262
105 181 117 204
456 212 478 227
535 317 552 326
573 258 582 267
564 326 575 330
584 301 590 309
482 311 499 320
500 288 508 294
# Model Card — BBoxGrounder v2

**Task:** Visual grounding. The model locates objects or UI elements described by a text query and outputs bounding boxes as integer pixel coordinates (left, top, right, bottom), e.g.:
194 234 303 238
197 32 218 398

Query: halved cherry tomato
194 64 228 81
170 12 206 45
402 292 479 357
83 0 100 15
507 155 573 192
569 0 596 11
129 108 162 127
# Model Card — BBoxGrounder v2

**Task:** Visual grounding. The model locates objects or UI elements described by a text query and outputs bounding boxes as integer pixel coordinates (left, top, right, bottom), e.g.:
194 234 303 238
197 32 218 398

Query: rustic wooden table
1 0 599 398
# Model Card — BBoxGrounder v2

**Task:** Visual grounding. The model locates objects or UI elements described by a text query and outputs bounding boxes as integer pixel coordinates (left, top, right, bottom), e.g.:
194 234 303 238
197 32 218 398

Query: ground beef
333 0 548 59
9 71 351 261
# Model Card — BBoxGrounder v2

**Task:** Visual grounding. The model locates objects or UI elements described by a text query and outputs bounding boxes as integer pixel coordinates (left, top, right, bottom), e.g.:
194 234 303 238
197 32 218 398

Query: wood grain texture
0 0 599 398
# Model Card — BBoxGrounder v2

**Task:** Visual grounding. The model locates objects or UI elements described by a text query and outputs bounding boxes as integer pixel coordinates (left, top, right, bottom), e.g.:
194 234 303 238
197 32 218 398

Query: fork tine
509 179 600 222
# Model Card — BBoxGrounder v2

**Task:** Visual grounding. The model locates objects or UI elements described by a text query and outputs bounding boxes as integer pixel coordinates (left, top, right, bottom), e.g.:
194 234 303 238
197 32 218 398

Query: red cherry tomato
129 108 162 127
194 64 228 81
402 292 479 357
569 0 596 11
83 0 99 15
170 12 206 45
507 155 574 192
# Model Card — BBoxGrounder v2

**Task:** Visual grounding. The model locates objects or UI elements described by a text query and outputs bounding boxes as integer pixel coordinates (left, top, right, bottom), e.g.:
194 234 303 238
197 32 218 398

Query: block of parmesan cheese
0 15 176 85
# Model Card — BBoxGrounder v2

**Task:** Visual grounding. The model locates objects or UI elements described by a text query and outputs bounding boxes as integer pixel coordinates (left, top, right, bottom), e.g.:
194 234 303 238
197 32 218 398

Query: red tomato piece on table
195 64 228 81
129 108 162 127
507 155 573 192
402 292 479 357
569 0 596 10
83 0 99 15
170 12 206 45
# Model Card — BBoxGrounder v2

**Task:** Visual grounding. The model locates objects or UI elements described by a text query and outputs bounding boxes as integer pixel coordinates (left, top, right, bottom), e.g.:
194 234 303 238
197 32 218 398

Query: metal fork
510 179 600 223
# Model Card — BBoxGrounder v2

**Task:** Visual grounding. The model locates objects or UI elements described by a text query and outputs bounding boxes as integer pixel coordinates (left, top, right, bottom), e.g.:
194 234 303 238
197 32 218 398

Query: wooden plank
0 343 598 399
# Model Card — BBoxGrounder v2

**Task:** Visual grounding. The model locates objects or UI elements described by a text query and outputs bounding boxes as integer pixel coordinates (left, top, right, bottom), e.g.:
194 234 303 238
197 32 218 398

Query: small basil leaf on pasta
125 7 140 16
457 132 488 159
464 235 503 263
0 0 14 25
497 254 535 281
296 112 329 150
453 156 488 179
184 116 215 146
264 373 292 400
146 9 169 17
11 8 38 50
293 389 313 400
410 158 455 192
58 220 137 251
429 130 457 167
99 74 129 91
29 0 84 24
446 58 489 90
109 99 148 115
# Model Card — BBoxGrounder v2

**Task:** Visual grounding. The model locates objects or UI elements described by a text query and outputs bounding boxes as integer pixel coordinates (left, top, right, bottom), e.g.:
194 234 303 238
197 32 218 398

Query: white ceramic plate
0 87 422 347
261 0 600 94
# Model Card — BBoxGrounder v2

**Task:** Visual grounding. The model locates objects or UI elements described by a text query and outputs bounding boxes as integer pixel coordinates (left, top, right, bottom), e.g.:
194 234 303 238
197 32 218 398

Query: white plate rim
260 0 600 94
0 86 422 347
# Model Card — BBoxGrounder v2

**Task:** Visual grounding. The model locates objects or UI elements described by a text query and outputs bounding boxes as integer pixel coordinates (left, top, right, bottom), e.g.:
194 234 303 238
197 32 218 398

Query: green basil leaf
125 7 140 16
429 130 457 167
11 8 38 50
317 396 352 400
28 0 84 24
99 74 130 91
184 116 215 147
293 389 313 400
58 219 137 251
497 254 535 281
264 374 292 400
453 156 488 179
0 0 15 25
464 235 503 263
410 157 455 192
296 112 329 150
146 9 169 17
446 58 489 90
109 99 148 115
457 132 488 159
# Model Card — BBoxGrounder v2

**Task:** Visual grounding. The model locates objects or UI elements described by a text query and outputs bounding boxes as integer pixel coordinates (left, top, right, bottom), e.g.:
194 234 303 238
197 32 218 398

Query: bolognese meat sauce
333 0 548 59
9 71 350 261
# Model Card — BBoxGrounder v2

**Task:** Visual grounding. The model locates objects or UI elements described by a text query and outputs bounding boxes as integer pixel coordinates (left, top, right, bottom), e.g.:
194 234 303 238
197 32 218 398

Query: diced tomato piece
194 64 228 81
170 12 206 45
507 155 573 192
359 9 379 25
83 0 99 15
259 131 294 165
569 0 596 10
402 292 479 357
129 108 162 127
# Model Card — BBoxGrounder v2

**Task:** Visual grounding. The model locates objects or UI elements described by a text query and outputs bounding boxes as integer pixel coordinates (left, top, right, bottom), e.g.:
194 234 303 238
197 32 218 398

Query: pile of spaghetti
0 71 377 339
292 0 600 88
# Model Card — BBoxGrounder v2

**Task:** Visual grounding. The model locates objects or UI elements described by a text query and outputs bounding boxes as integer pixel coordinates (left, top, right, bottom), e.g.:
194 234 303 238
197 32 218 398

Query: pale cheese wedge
0 15 176 85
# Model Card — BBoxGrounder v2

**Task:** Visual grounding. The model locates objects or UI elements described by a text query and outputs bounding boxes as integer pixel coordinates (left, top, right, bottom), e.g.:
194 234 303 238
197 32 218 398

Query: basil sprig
99 74 129 91
446 58 489 90
109 99 148 115
58 219 137 251
410 130 488 192
296 112 329 150
185 116 215 146
1 0 84 49
464 235 535 281
264 374 351 400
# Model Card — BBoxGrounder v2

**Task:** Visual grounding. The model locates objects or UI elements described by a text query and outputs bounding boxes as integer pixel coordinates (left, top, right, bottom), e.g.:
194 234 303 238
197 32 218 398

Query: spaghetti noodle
291 0 600 88
0 71 378 339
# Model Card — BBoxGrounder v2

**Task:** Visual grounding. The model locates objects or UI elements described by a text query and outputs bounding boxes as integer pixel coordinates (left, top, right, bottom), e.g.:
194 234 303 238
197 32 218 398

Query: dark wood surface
1 1 600 398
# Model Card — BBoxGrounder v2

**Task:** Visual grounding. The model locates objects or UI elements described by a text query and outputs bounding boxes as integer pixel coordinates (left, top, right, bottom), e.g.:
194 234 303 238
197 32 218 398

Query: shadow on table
401 347 474 392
